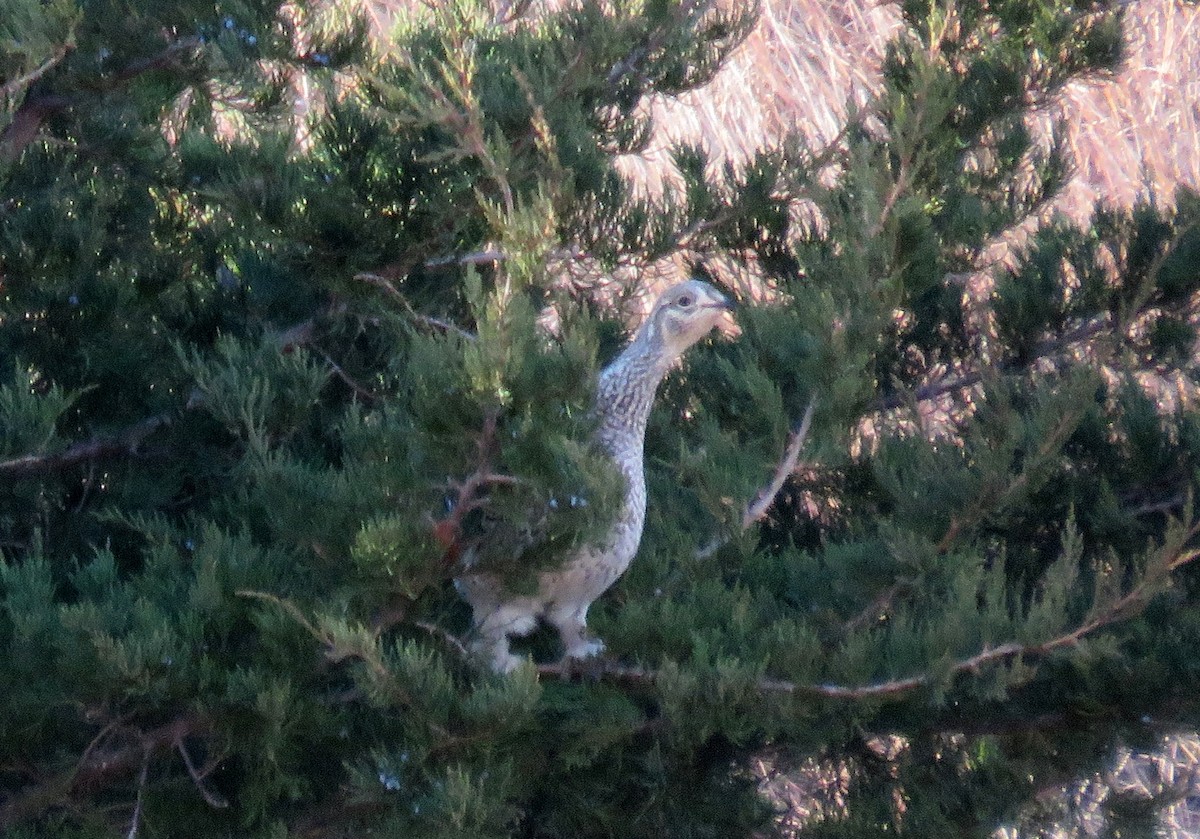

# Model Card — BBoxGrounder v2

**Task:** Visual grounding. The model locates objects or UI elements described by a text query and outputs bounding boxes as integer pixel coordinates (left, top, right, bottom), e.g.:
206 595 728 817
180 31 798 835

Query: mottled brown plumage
456 280 734 672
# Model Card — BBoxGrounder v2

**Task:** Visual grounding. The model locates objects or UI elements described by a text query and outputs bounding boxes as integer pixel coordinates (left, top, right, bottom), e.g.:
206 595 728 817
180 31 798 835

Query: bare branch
416 620 471 659
431 408 509 570
423 249 506 270
742 398 817 530
842 580 910 634
0 714 206 830
125 746 150 839
0 412 172 478
696 398 816 560
0 45 72 100
311 345 377 402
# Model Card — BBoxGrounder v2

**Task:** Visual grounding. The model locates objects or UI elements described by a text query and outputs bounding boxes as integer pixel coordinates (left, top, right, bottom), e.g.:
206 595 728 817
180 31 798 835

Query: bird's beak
701 292 736 312
710 292 739 337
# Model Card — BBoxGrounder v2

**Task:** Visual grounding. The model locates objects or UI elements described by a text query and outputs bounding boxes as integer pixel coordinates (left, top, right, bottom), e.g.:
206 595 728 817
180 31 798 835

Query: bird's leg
468 603 538 673
547 603 606 660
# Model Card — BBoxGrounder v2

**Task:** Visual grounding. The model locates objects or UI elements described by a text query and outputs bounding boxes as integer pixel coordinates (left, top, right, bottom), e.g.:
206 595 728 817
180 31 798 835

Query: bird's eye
677 295 693 308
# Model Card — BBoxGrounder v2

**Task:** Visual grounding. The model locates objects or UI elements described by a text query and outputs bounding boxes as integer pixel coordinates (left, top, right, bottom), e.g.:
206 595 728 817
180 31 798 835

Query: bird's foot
563 636 606 661
492 651 531 674
466 632 531 674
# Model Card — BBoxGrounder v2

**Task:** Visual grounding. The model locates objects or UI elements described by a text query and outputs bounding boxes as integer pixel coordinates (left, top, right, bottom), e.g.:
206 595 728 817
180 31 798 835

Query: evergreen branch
0 412 172 477
237 591 456 738
872 314 1114 412
849 405 1085 632
742 398 817 530
935 403 1085 553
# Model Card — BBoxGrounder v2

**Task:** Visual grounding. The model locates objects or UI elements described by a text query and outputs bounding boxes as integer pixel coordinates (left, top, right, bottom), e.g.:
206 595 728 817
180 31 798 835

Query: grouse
456 279 734 672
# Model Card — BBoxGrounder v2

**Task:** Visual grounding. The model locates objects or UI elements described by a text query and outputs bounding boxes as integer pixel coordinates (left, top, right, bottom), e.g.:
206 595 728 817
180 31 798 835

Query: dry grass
367 0 1200 289
612 0 902 197
616 0 1200 217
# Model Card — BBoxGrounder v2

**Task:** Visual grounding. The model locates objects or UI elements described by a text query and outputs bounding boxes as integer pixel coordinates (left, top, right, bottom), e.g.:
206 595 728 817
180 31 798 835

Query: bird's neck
593 328 672 454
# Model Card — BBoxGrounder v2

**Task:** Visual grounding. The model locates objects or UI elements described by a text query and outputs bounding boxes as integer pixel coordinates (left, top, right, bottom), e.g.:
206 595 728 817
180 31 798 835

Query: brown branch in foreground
544 524 1200 700
0 412 172 478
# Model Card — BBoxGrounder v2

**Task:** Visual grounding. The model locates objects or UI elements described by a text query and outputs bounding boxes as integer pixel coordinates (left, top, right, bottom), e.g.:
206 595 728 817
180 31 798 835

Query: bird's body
456 280 733 672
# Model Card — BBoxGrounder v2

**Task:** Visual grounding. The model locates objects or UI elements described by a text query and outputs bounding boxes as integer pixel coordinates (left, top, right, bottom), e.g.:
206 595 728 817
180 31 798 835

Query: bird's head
643 279 735 360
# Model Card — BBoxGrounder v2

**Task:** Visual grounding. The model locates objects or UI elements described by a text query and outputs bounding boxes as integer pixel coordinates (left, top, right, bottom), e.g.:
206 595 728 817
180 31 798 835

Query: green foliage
4 0 1200 836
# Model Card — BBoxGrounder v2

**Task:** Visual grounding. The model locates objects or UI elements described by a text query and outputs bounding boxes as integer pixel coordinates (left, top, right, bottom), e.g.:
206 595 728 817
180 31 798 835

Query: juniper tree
4 0 1200 837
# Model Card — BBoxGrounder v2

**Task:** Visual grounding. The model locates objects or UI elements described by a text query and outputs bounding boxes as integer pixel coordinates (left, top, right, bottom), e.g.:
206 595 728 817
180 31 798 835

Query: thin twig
431 409 511 566
354 272 477 341
73 711 137 784
176 738 229 809
696 398 816 559
311 345 377 402
842 580 910 634
0 715 205 830
1128 492 1187 517
125 746 150 839
416 621 471 659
